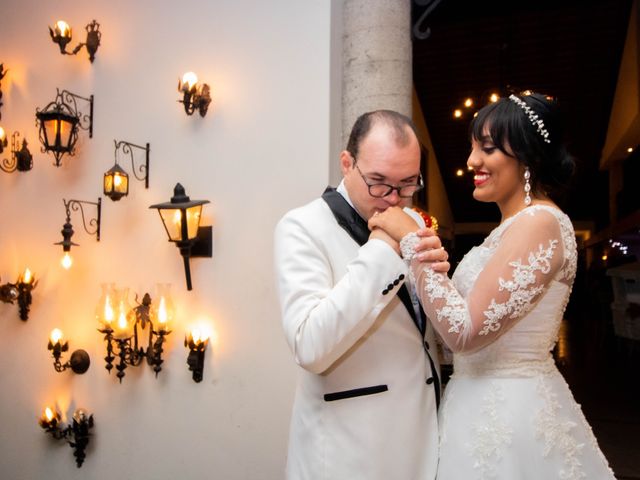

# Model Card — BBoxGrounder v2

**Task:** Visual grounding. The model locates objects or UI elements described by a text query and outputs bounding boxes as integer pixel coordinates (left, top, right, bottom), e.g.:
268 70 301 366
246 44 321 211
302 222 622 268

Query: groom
274 110 442 479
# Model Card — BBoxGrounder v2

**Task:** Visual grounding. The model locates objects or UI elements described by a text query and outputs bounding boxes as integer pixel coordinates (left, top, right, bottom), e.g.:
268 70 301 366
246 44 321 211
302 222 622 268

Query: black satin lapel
321 187 369 246
321 186 424 331
396 285 425 336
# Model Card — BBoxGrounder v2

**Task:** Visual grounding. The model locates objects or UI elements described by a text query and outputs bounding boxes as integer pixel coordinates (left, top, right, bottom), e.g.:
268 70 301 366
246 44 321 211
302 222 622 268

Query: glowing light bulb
61 252 73 269
44 407 55 422
55 20 70 38
50 328 64 345
114 173 123 187
182 72 198 91
23 268 33 284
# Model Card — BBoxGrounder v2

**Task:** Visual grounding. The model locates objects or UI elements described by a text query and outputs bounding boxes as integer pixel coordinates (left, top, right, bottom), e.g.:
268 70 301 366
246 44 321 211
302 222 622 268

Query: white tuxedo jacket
274 195 439 480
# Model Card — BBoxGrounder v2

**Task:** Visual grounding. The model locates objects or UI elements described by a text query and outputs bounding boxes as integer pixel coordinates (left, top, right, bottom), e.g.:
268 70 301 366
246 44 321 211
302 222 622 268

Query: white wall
0 1 336 478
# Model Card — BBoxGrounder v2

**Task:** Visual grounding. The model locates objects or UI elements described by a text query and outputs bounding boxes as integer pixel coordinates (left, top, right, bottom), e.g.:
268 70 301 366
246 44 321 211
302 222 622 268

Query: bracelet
399 232 420 260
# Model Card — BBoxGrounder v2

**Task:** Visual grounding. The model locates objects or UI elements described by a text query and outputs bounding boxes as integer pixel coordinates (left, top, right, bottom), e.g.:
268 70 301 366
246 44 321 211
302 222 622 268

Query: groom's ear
340 150 353 176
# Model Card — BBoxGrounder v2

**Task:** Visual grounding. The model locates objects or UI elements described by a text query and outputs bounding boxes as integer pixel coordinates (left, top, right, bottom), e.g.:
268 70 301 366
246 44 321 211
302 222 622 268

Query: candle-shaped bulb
0 126 6 143
22 267 33 285
113 300 130 339
61 252 73 270
103 294 114 325
44 406 55 422
158 297 168 326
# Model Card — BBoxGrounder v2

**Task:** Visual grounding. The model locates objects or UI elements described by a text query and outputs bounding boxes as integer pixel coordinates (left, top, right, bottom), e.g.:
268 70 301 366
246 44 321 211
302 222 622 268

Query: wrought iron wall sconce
185 329 209 382
96 285 174 383
178 71 212 117
0 129 33 173
47 328 90 374
103 140 150 201
149 183 212 291
39 406 94 468
35 89 93 166
55 198 101 270
0 267 37 320
49 19 101 63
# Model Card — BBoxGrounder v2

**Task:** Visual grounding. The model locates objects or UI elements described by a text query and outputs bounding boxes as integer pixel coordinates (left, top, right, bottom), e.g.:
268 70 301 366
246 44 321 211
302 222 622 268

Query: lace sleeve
406 209 566 353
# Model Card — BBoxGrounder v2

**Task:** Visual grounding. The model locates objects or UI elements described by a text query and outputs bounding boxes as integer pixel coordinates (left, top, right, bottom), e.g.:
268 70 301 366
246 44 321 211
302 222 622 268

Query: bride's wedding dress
405 205 615 479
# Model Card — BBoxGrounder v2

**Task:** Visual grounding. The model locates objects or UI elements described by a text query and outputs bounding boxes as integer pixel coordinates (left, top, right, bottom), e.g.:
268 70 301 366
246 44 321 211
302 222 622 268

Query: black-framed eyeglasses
354 163 424 198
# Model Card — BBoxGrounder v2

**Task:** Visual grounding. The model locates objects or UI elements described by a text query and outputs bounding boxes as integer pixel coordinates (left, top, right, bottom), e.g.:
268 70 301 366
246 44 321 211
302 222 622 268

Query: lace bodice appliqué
404 205 577 364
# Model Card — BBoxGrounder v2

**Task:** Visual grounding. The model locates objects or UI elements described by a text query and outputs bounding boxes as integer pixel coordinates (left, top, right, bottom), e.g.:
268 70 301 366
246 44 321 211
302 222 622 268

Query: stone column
342 0 412 146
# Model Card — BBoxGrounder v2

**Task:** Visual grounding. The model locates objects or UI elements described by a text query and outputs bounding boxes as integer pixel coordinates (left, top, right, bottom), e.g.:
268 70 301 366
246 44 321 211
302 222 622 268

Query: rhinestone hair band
508 94 551 144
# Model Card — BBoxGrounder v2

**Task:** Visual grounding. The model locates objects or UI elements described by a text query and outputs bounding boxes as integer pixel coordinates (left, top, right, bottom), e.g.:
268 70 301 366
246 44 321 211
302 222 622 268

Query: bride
369 92 615 479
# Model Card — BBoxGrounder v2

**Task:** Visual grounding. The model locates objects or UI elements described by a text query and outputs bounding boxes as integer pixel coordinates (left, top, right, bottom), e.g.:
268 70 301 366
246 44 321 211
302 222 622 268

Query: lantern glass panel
43 119 58 149
61 119 75 150
159 208 185 241
158 205 202 241
114 173 128 194
185 205 203 239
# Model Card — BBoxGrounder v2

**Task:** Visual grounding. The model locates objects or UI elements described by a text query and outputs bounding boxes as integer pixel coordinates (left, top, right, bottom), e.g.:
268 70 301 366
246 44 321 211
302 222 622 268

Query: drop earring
524 167 532 206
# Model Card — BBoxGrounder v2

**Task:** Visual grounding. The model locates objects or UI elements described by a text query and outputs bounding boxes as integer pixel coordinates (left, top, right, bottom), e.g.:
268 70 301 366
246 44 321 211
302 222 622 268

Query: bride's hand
367 206 419 241
413 229 450 273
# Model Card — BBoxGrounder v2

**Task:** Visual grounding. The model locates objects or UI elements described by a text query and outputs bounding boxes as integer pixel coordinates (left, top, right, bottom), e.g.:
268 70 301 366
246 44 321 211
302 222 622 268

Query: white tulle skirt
436 370 615 480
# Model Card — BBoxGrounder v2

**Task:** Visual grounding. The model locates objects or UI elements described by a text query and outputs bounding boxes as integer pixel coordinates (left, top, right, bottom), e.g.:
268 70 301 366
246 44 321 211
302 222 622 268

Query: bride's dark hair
469 92 575 197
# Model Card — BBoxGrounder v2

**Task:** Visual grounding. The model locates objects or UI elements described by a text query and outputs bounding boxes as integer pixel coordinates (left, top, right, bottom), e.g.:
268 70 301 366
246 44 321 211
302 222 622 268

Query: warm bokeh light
456 169 464 177
464 98 473 108
453 109 462 119
489 93 500 103
61 252 73 269
627 147 634 153
602 254 608 261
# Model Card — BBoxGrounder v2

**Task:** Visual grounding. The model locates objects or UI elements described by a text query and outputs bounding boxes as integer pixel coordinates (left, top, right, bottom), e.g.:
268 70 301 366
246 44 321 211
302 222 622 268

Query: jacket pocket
323 384 388 402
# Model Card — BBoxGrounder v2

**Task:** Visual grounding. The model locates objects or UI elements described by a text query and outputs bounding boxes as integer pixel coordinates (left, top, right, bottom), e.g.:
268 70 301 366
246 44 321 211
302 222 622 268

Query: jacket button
382 288 389 295
387 283 394 290
399 274 405 280
426 377 434 385
393 278 400 285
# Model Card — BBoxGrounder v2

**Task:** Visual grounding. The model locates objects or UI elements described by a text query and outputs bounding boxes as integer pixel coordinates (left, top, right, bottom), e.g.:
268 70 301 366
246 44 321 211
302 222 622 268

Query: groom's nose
384 189 401 206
